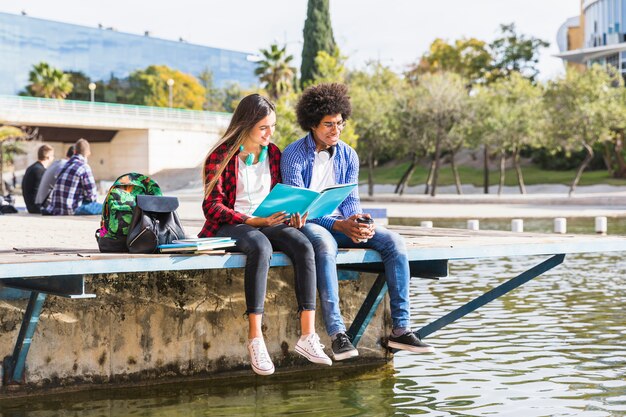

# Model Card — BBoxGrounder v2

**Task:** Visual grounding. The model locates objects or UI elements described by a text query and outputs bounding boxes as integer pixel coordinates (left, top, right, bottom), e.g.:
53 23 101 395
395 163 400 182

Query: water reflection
1 251 625 416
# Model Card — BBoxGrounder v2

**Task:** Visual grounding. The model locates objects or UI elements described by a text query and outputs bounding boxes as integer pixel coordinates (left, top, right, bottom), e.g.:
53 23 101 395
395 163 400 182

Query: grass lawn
358 162 626 187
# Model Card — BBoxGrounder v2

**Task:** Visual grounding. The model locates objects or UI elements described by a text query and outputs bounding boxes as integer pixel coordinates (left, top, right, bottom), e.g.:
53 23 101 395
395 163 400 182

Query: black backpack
126 195 186 253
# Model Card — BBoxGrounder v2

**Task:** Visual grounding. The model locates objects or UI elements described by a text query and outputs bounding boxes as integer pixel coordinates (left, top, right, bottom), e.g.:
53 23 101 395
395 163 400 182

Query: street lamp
167 78 175 108
88 82 96 102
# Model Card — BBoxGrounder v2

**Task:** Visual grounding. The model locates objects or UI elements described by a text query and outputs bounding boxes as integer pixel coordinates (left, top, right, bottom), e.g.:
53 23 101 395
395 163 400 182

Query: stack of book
158 237 237 254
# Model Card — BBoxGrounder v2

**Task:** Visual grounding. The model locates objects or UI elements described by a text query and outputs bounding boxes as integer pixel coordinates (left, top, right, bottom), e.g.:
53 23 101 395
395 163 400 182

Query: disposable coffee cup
356 216 374 242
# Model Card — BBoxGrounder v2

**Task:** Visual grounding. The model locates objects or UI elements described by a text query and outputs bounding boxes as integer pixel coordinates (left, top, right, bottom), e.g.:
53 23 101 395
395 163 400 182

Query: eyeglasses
320 120 347 130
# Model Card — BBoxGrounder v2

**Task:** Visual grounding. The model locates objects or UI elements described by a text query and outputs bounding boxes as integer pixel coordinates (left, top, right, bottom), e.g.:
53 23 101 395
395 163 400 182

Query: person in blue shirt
281 83 434 360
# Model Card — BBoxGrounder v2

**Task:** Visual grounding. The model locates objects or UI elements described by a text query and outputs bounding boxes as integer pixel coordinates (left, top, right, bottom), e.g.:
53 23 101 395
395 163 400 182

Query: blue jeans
74 201 103 215
300 223 411 336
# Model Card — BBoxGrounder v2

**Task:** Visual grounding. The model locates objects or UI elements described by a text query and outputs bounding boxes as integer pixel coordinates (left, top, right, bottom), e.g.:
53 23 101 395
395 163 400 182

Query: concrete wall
147 129 220 174
104 130 150 180
0 269 391 391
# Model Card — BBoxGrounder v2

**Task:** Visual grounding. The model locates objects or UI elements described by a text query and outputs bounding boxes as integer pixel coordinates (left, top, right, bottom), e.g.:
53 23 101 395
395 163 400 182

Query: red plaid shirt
199 142 282 237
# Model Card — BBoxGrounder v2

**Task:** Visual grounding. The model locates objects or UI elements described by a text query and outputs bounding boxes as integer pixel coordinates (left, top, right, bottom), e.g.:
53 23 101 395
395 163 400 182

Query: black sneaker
331 333 359 361
388 332 435 353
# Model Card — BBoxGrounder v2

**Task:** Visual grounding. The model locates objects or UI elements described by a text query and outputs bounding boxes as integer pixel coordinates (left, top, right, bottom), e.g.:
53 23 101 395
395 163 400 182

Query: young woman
199 93 332 376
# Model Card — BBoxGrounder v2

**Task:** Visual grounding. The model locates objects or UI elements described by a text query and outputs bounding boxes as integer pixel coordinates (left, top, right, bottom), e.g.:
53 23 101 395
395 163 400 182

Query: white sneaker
248 337 275 376
295 333 332 366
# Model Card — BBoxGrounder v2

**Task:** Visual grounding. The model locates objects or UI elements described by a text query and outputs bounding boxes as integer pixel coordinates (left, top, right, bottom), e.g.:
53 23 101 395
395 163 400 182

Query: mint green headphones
240 145 268 166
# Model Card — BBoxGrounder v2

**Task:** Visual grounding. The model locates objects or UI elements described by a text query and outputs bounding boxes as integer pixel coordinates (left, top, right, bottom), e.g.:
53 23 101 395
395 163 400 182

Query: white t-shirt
234 157 272 216
310 149 342 217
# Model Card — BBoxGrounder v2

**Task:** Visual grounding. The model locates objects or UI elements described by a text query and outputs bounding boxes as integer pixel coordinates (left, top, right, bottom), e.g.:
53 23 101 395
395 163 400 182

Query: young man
44 138 102 215
22 144 54 213
35 145 74 209
281 83 434 360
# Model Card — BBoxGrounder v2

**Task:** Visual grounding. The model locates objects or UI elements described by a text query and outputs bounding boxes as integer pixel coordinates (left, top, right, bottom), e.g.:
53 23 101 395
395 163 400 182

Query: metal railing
0 95 232 128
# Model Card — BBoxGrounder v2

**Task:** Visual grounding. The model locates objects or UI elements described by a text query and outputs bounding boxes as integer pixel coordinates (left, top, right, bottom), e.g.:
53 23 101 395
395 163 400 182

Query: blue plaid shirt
45 155 98 215
281 133 361 230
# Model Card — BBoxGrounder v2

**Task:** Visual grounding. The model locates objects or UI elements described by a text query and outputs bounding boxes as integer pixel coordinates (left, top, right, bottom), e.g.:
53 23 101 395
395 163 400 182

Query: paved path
3 187 625 252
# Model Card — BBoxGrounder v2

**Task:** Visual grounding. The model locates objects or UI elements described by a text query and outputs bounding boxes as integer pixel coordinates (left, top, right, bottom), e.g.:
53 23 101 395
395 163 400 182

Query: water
1 220 626 416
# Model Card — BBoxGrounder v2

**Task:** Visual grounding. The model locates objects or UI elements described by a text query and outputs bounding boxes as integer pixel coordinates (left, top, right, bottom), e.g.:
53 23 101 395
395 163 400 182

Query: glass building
0 12 258 96
557 0 626 76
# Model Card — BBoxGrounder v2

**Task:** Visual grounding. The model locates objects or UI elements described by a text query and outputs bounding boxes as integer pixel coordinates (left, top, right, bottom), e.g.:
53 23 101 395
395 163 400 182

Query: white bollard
511 219 524 233
467 219 480 231
420 221 433 228
595 217 607 235
554 218 567 234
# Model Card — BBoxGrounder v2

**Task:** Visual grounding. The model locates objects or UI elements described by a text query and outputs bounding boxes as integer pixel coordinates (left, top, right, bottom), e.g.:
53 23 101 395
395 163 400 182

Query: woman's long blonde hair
203 94 276 198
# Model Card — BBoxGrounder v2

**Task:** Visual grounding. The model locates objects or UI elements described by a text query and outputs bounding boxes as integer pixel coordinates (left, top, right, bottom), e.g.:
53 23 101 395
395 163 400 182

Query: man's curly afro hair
296 83 352 131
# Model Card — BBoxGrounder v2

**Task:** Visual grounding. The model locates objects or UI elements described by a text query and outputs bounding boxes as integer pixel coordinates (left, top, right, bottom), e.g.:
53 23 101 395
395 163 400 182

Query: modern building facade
0 12 258 96
557 0 626 74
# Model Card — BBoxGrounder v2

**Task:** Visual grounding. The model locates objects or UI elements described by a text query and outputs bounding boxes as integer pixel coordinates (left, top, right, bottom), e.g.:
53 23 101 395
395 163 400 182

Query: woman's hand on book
289 212 308 229
245 211 288 227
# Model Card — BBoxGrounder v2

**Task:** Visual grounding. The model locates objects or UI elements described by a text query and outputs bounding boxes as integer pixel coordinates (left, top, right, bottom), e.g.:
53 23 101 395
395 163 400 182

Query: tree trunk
430 133 443 197
569 142 594 197
613 131 626 178
0 141 4 195
602 141 614 177
483 144 490 194
424 158 435 195
498 151 506 196
450 147 463 195
395 152 418 195
513 147 526 194
367 150 375 197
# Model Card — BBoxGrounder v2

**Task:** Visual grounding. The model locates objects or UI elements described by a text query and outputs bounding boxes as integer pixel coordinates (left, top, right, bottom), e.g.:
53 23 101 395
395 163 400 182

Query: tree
405 72 467 197
127 65 206 110
489 23 549 82
65 71 92 101
544 65 625 196
301 0 336 88
255 43 297 101
408 38 492 86
198 69 226 112
313 48 347 84
349 63 402 196
395 84 434 195
26 62 73 99
473 73 544 194
0 125 33 195
272 92 303 150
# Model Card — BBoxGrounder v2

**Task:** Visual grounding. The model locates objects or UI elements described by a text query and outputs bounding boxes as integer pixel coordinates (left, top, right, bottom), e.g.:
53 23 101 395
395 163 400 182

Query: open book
252 183 357 219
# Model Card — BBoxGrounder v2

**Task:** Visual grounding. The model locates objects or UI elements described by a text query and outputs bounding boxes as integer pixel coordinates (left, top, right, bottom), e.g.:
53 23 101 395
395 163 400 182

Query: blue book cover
252 183 357 219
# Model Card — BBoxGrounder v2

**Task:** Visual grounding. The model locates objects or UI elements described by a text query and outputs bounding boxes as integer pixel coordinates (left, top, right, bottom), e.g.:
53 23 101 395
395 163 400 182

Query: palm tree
254 44 296 101
27 62 73 99
0 126 28 195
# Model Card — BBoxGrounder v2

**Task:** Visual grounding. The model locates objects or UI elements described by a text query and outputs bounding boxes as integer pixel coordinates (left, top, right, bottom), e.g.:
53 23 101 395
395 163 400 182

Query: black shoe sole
332 348 359 361
388 340 435 353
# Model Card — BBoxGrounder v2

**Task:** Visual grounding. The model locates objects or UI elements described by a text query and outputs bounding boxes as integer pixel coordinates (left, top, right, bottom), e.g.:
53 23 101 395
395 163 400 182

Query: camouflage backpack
95 173 162 252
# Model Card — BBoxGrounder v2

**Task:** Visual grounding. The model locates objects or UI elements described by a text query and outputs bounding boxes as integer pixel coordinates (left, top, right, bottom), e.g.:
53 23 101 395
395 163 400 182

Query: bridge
0 95 231 181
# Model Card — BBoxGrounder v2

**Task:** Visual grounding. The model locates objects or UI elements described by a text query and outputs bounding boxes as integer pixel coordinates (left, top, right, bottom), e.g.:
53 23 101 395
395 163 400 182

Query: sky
0 0 581 81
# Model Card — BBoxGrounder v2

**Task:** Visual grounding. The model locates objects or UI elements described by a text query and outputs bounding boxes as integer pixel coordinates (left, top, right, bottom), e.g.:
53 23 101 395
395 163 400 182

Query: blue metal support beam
340 260 448 347
415 254 566 339
3 291 47 385
347 273 388 347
